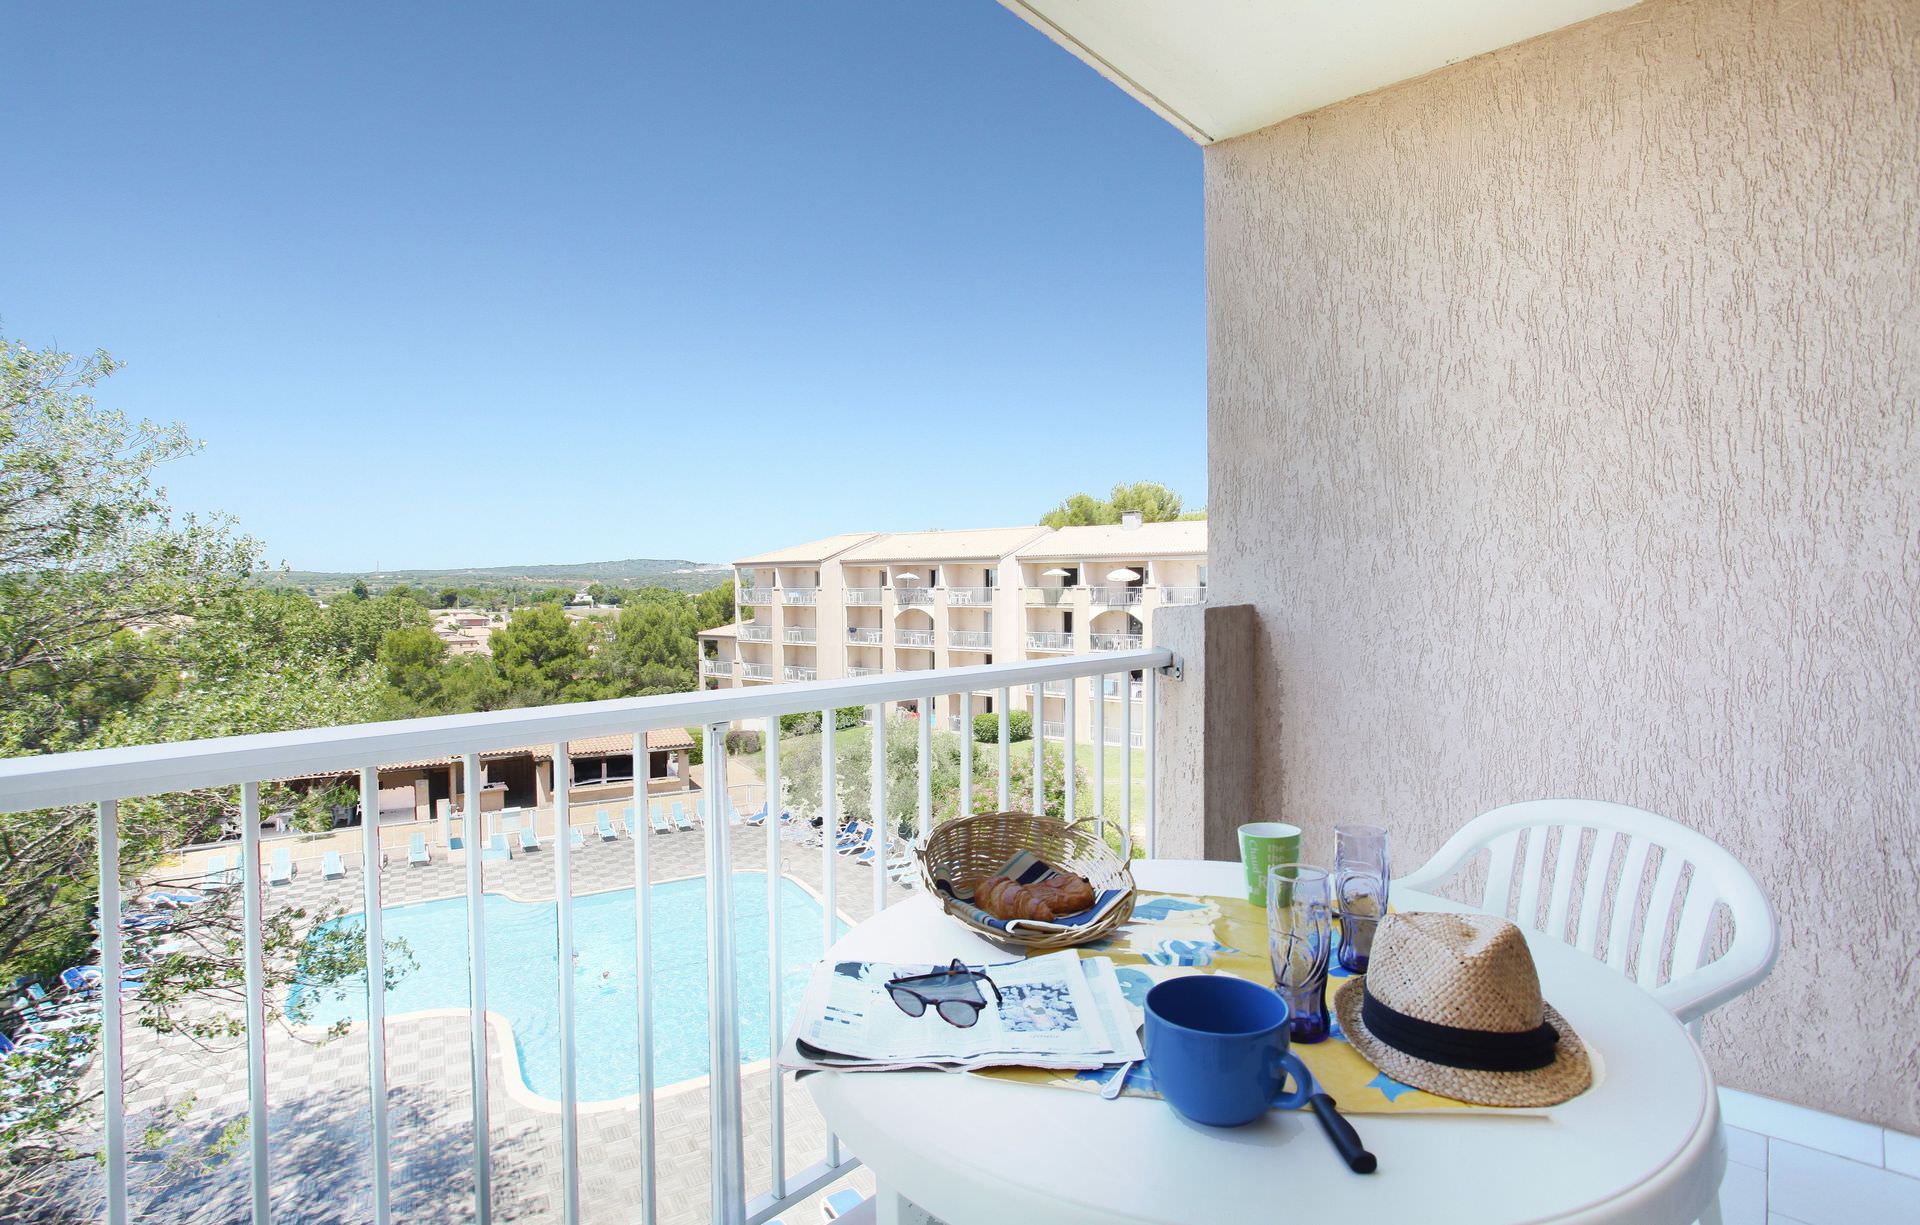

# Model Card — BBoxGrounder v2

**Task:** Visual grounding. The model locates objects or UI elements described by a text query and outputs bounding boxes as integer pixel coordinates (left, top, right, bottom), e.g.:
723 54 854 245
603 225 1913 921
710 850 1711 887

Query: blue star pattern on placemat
1113 966 1153 1008
1141 938 1240 967
1367 1072 1417 1102
1131 897 1210 922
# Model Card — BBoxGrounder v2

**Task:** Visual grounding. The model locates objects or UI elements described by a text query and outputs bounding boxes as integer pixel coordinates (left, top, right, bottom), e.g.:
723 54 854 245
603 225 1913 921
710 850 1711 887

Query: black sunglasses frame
884 959 1003 1028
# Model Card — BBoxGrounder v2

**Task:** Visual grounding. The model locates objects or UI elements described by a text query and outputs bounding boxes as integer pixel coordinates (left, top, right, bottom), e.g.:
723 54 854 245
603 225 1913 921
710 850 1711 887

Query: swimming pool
289 873 842 1103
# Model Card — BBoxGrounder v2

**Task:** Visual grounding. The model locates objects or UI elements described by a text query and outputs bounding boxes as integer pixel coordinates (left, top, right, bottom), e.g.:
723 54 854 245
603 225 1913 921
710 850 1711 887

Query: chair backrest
1394 798 1777 1024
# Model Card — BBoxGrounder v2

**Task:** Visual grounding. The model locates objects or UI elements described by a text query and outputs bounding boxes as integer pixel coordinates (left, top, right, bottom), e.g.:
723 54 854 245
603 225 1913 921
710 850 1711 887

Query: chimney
1120 511 1143 531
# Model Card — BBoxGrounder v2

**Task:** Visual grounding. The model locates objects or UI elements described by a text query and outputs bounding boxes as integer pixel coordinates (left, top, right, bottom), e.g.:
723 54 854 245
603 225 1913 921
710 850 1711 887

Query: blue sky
2 3 1201 571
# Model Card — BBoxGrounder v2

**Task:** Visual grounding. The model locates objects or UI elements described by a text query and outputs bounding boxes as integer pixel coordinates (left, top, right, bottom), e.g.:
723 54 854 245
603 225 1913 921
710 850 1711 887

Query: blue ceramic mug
1143 975 1314 1126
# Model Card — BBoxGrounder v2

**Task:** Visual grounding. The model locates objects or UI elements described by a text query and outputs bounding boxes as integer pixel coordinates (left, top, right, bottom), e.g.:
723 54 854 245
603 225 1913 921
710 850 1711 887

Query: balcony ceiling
998 0 1641 143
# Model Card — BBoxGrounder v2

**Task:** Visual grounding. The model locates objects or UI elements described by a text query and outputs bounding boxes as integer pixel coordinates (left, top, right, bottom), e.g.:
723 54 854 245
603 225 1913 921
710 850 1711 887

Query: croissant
971 872 1097 921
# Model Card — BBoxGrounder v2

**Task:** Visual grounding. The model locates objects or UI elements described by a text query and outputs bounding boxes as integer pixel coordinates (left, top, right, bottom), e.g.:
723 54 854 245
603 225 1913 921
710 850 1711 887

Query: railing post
238 783 270 1225
916 699 932 839
96 800 128 1225
1145 667 1158 859
870 707 887 914
629 736 657 1225
1121 681 1133 856
551 742 581 1225
703 721 747 1225
1062 678 1076 824
819 706 840 1168
959 692 973 820
1031 684 1044 815
1093 677 1107 842
997 689 1010 811
359 765 392 1225
460 754 493 1225
763 716 786 1201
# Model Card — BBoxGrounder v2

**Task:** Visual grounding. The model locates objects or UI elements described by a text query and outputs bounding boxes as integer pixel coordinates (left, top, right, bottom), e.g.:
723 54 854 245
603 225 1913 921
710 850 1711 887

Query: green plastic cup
1238 822 1302 905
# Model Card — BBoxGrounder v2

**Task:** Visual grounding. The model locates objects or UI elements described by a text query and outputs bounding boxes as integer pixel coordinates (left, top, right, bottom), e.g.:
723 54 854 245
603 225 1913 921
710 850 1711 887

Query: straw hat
1334 911 1591 1107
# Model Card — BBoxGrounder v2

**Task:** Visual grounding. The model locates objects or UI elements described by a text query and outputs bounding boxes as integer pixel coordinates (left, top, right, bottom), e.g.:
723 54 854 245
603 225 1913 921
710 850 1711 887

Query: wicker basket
916 811 1136 951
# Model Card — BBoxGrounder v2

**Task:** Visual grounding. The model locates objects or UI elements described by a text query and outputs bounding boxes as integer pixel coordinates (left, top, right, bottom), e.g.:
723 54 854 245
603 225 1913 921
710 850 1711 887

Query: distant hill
258 558 730 596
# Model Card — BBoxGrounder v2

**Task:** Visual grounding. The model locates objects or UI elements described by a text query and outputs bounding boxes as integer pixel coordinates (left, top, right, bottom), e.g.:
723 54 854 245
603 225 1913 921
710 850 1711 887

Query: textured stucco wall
1205 0 1917 1129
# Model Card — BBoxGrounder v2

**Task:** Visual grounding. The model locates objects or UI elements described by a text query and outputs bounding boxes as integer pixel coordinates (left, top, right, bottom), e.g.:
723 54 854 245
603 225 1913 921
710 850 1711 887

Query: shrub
834 705 865 730
725 728 762 756
973 710 1032 744
684 727 703 765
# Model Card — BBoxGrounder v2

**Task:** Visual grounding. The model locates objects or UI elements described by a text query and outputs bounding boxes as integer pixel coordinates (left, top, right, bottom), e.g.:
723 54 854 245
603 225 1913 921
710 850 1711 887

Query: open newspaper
783 950 1141 1074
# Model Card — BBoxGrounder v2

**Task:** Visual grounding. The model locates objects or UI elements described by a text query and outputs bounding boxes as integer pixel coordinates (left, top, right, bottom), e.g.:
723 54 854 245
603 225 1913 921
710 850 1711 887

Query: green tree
692 578 735 631
1039 481 1198 527
490 603 592 702
376 625 449 714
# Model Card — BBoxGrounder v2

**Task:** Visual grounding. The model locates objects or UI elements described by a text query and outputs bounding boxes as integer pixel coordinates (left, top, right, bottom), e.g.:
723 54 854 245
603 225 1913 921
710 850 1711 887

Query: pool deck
100 819 914 1224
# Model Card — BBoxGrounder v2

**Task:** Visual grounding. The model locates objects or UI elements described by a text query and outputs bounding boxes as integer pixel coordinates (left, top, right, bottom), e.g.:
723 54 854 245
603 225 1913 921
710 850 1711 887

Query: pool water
289 873 842 1103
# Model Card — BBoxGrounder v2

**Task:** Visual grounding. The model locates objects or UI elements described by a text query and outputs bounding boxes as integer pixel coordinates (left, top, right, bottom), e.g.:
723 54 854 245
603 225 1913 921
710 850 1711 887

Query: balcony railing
783 627 817 645
1091 633 1144 651
944 586 994 606
846 628 883 645
741 661 775 679
1042 680 1069 696
844 587 881 606
701 659 733 677
1041 720 1066 739
0 650 1166 1225
847 666 883 677
947 630 993 651
1103 724 1147 749
893 588 933 606
1024 587 1074 607
781 588 818 606
1090 586 1144 607
738 587 773 606
1102 679 1146 702
1160 586 1207 605
783 665 818 682
895 629 935 648
1026 631 1075 651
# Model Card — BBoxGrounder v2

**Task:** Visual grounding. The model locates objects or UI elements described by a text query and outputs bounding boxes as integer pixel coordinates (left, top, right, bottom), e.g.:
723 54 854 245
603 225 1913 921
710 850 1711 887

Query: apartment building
698 513 1206 744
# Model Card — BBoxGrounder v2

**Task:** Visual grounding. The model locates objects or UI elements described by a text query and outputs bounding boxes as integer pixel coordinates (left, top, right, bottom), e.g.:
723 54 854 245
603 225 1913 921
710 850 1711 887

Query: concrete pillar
1150 602 1261 862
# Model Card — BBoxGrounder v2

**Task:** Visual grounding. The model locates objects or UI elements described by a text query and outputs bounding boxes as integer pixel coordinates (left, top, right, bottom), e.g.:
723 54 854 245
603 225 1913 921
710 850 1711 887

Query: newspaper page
786 950 1132 1072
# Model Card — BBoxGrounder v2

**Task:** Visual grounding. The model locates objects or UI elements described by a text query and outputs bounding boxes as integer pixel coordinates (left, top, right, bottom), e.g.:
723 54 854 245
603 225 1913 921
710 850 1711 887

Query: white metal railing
1160 586 1206 605
741 662 775 679
782 627 817 645
737 588 773 606
1026 631 1074 651
1024 587 1074 607
947 630 993 651
847 666 882 677
739 624 773 643
1091 633 1144 651
893 589 932 606
781 589 818 606
846 628 883 645
895 630 935 648
1042 680 1068 696
783 665 818 682
1089 586 1144 607
1102 678 1145 703
1103 724 1147 749
701 659 733 677
943 587 993 606
1041 720 1066 740
0 651 1167 1225
844 588 881 605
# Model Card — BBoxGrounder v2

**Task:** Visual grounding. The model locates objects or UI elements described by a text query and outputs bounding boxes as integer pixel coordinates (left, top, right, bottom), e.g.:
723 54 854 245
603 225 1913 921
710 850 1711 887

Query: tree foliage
1038 481 1202 528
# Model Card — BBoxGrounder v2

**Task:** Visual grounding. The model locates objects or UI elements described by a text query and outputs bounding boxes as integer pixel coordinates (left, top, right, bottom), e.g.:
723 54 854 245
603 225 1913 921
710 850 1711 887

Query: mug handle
1271 1052 1315 1111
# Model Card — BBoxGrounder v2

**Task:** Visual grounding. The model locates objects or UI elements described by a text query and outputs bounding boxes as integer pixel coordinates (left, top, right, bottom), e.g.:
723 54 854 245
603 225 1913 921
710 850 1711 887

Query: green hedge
973 710 1032 744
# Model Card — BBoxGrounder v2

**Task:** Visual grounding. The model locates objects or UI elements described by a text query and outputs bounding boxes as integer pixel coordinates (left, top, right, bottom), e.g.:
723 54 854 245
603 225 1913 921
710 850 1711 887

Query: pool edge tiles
287 871 847 1108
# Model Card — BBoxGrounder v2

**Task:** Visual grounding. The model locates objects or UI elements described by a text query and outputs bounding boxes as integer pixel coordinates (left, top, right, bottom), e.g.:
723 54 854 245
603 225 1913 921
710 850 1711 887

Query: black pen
1309 1093 1377 1174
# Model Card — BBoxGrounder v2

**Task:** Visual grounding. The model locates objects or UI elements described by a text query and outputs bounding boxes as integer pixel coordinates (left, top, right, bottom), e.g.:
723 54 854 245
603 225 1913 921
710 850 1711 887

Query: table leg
872 1181 935 1225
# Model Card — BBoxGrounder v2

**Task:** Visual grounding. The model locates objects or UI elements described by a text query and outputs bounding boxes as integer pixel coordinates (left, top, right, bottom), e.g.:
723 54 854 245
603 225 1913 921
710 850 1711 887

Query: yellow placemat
974 892 1569 1115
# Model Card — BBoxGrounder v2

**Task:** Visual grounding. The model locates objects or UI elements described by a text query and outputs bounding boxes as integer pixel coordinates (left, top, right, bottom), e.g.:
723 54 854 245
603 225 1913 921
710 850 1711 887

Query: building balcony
846 628 883 646
944 586 994 606
1041 720 1066 739
0 651 1168 1225
700 659 733 677
1025 587 1076 607
738 587 773 606
1026 631 1075 652
783 665 818 682
848 666 883 677
739 624 773 643
782 627 817 645
1090 586 1144 607
740 661 775 680
1102 723 1146 749
893 588 933 606
1091 633 1144 651
1102 678 1146 702
1160 586 1207 605
895 629 935 648
781 588 818 606
844 587 882 605
947 630 993 651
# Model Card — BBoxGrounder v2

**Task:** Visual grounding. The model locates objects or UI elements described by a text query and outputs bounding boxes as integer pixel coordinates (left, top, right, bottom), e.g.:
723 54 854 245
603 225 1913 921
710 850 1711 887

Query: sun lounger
569 827 585 849
321 851 345 879
269 847 294 884
146 890 205 908
482 835 511 863
622 805 638 835
202 854 231 889
822 1188 868 1220
745 804 768 827
673 801 695 832
519 827 541 852
596 811 618 840
651 804 672 835
407 834 429 866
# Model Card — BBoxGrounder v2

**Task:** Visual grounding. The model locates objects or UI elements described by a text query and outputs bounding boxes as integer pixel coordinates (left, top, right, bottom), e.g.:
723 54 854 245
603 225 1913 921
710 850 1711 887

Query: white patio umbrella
1041 567 1072 578
894 573 920 583
1106 567 1142 582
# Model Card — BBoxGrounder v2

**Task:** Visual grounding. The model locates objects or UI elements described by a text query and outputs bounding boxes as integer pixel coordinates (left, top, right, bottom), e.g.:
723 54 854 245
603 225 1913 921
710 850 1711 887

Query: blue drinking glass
1267 864 1333 1043
1335 824 1390 974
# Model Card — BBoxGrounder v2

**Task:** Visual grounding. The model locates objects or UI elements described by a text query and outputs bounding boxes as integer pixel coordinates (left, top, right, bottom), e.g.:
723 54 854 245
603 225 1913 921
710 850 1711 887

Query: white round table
805 859 1724 1225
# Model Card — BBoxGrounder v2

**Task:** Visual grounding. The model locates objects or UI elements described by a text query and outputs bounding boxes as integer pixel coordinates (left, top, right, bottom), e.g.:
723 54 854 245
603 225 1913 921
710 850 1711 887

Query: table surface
803 859 1724 1225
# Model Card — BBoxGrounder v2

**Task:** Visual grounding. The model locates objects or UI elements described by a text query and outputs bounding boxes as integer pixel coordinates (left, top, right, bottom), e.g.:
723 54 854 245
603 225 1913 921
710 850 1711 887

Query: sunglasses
885 959 1003 1028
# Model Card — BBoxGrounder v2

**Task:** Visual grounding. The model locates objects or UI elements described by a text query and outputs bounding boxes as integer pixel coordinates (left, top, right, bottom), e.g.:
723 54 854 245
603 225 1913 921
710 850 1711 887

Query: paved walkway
90 815 910 1224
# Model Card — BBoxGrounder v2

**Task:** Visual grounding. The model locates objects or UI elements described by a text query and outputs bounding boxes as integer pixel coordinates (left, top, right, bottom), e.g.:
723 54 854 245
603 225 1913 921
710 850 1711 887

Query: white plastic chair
1395 799 1777 1026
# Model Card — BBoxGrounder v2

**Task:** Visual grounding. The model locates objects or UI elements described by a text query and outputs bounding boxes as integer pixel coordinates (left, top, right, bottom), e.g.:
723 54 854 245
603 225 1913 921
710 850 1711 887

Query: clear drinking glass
1266 864 1333 1043
1334 824 1390 973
